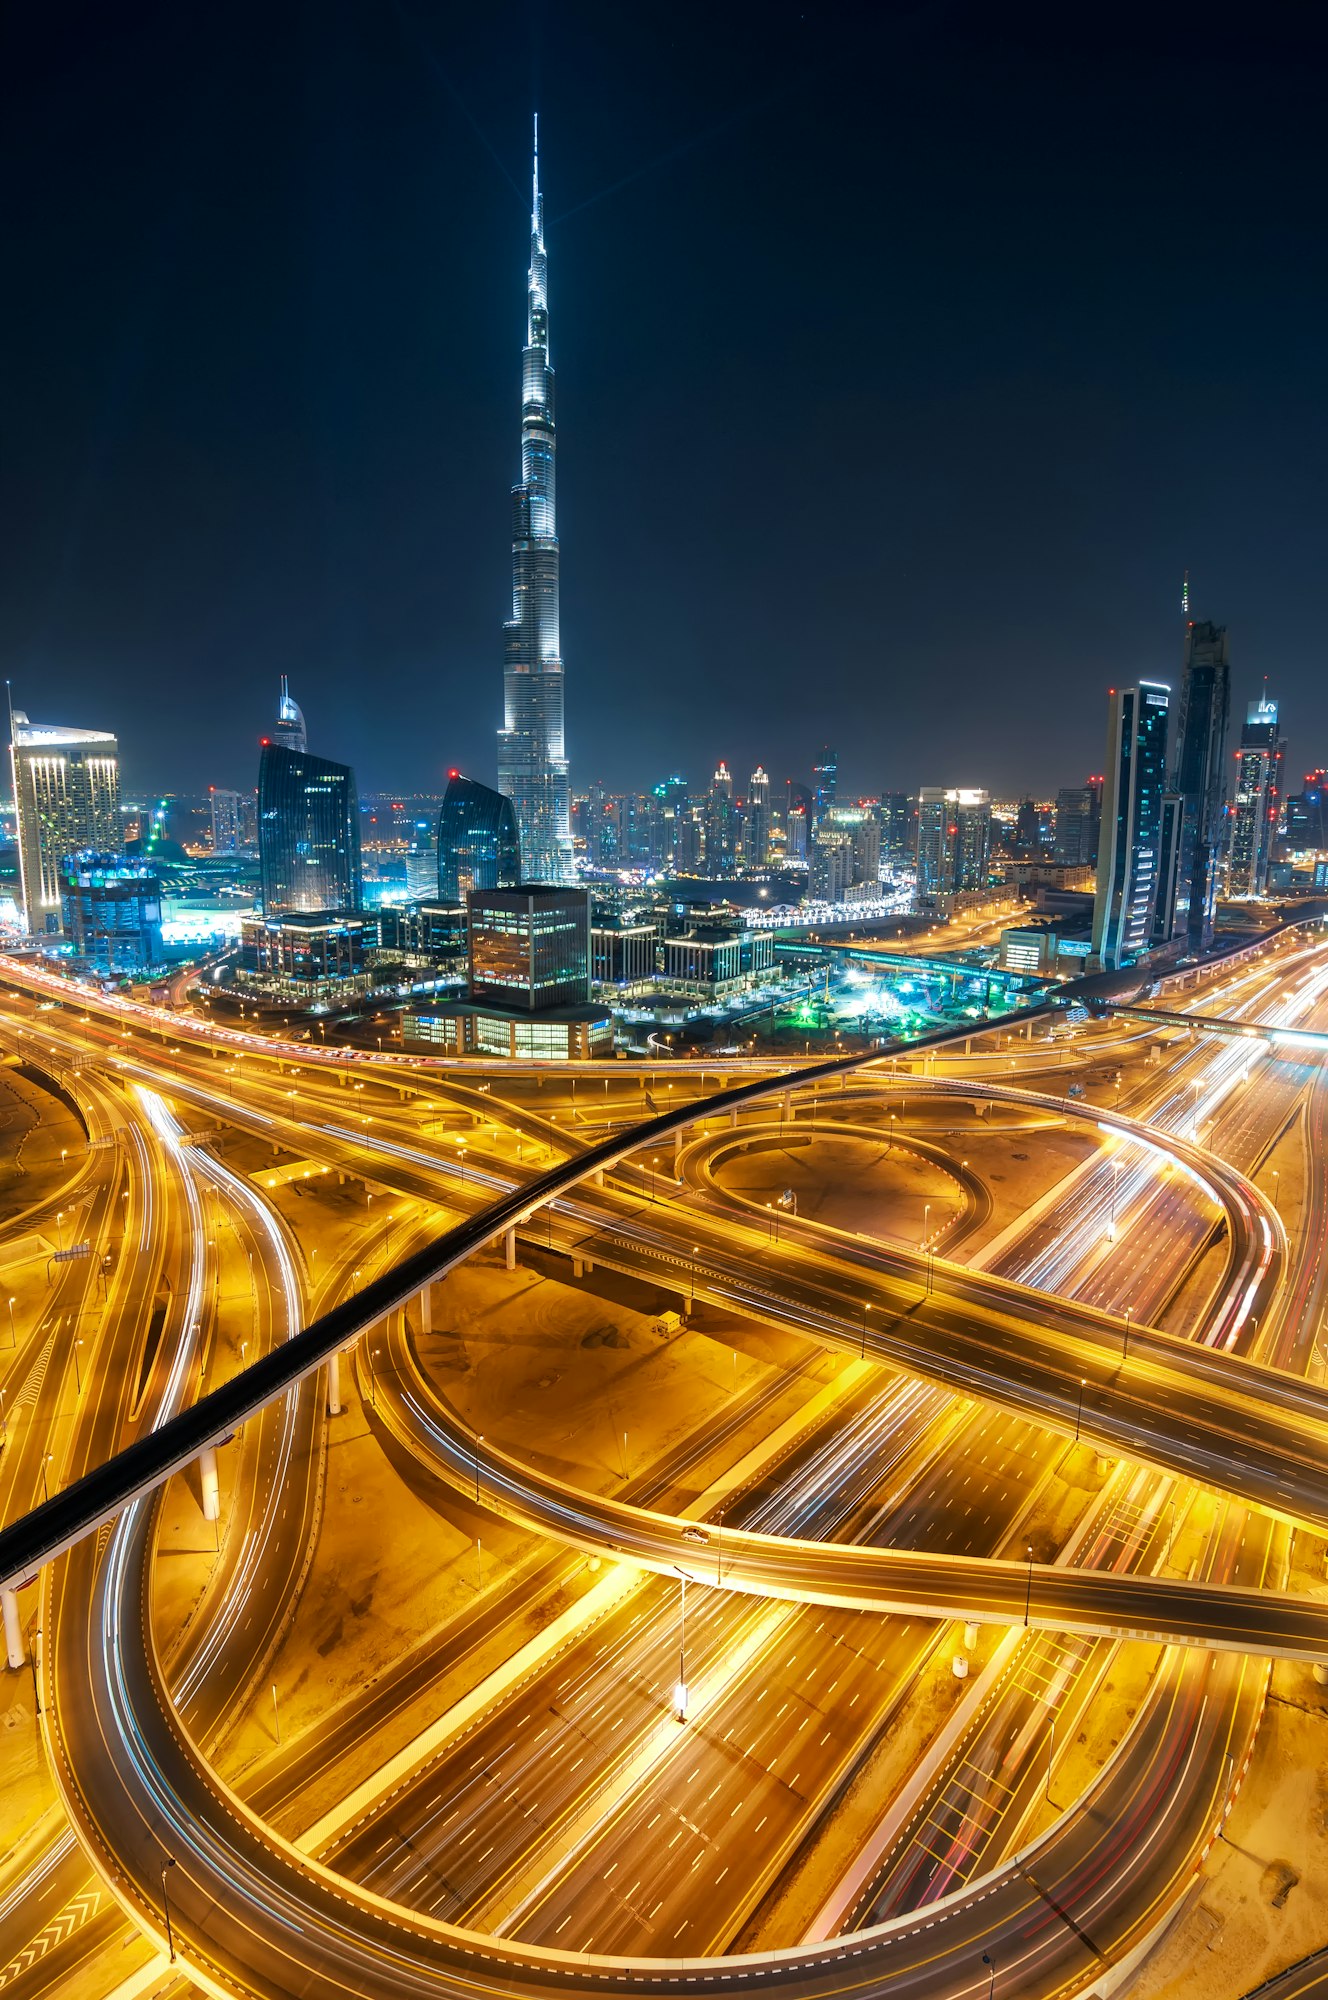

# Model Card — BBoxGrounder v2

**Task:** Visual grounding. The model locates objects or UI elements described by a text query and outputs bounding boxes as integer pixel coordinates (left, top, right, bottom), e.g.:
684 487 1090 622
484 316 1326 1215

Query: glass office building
59 852 162 972
467 884 590 1011
257 743 362 916
1092 682 1172 968
436 772 521 902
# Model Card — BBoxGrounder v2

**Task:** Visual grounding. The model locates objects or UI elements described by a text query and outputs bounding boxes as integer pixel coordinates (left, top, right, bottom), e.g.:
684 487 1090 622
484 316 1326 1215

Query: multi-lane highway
1 920 1326 2000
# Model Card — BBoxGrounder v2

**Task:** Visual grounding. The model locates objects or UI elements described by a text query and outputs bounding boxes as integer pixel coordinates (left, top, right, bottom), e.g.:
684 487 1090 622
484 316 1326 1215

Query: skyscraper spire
497 117 573 882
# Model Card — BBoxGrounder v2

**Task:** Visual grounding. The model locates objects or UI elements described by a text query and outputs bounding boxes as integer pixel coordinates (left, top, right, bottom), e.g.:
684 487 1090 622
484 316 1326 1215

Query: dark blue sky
4 2 1327 801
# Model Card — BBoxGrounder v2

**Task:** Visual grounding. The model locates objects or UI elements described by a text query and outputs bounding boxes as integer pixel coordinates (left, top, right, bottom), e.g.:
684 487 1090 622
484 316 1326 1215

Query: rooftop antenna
1182 569 1190 619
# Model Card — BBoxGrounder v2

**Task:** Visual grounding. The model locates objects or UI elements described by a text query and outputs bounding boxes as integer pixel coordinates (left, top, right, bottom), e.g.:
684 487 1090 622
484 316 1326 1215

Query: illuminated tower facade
497 118 574 884
1228 697 1284 897
1171 620 1231 951
10 711 121 934
1092 682 1172 968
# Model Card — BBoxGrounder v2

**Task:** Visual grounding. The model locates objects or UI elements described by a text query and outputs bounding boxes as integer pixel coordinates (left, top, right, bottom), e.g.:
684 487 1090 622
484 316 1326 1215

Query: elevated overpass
1098 1000 1328 1052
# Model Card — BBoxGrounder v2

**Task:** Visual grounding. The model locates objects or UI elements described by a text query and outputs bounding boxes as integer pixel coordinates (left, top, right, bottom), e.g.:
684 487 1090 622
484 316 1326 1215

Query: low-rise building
238 909 377 1001
658 925 776 1001
591 919 660 994
402 1000 612 1060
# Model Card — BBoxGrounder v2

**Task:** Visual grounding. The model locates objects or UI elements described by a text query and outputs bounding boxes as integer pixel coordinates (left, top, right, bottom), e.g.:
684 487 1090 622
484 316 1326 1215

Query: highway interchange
1 923 1327 1998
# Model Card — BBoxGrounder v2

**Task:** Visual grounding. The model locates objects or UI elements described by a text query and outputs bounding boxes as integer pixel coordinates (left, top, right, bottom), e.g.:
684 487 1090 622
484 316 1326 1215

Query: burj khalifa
497 117 574 883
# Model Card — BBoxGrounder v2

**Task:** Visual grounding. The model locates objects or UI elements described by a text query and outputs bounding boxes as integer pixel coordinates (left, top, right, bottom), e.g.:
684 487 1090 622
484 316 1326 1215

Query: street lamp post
1123 1306 1133 1364
982 1952 995 2000
6 1297 14 1347
474 1430 484 1505
1075 1376 1085 1442
861 1301 872 1359
161 1856 177 1963
1024 1543 1034 1627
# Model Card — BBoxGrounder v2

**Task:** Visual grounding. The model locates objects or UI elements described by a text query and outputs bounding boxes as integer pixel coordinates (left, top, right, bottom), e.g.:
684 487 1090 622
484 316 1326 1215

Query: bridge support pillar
419 1284 432 1334
572 1256 590 1278
199 1445 221 1521
504 1228 517 1272
730 1109 739 1128
2 1587 23 1669
328 1350 347 1417
1314 1664 1328 1688
674 1128 684 1170
782 1091 792 1122
593 1168 604 1186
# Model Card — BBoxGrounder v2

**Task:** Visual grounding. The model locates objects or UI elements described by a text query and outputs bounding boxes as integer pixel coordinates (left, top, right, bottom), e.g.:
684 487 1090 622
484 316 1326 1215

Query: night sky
4 3 1327 802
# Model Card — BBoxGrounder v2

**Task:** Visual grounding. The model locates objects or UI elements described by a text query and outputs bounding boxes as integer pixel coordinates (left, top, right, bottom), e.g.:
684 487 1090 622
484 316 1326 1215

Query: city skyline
7 15 1328 1994
3 6 1326 799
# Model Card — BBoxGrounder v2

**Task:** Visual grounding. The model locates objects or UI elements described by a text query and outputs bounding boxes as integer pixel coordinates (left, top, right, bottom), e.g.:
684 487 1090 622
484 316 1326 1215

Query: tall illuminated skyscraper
1228 697 1284 897
1171 620 1231 950
257 680 362 916
9 710 121 934
1092 682 1172 968
497 118 574 884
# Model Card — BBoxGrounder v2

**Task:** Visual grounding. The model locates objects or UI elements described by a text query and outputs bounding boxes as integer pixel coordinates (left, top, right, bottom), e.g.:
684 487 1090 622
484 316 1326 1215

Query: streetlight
1075 1377 1086 1442
473 1430 484 1504
982 1952 995 1999
1123 1306 1133 1364
673 1566 691 1721
861 1301 872 1359
690 1246 699 1314
6 1297 14 1347
1023 1543 1034 1627
1271 1169 1281 1213
161 1856 177 1963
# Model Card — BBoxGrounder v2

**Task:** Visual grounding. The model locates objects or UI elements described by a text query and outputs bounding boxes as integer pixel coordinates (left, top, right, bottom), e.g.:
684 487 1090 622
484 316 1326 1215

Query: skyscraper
705 762 735 875
746 767 771 868
1227 697 1284 897
436 771 522 903
10 710 121 934
1053 779 1103 867
273 675 307 754
1092 682 1172 968
813 747 838 823
1285 771 1328 852
497 118 574 884
257 682 362 916
915 788 991 902
209 787 241 855
1171 620 1231 950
